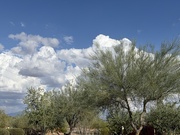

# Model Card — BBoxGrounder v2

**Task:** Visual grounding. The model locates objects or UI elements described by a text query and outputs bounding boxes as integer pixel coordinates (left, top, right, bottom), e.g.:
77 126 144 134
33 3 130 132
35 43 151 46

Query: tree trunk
140 111 146 126
127 99 147 135
135 126 143 135
57 132 61 135
134 111 147 135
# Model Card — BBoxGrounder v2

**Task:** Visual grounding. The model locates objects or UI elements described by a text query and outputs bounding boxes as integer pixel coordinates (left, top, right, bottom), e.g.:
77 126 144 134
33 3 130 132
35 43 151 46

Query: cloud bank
0 33 131 114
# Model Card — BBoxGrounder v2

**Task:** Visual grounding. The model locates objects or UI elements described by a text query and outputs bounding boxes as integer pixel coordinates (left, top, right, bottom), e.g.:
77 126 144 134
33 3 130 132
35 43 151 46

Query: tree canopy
20 39 180 135
77 40 180 134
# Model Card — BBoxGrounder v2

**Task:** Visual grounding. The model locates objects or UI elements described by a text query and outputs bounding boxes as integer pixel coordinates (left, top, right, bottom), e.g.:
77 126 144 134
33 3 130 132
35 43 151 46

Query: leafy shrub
146 104 180 134
0 128 10 135
8 128 24 135
60 126 67 133
100 126 110 135
107 110 132 134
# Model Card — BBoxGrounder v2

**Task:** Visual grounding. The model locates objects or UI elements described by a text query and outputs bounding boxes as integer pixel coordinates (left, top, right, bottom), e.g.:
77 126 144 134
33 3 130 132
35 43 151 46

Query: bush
100 127 110 135
146 104 180 134
0 128 10 135
8 128 24 135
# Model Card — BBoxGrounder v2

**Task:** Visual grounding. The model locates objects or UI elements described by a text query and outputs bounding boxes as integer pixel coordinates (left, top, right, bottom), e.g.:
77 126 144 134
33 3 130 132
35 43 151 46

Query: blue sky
0 0 180 114
1 0 180 50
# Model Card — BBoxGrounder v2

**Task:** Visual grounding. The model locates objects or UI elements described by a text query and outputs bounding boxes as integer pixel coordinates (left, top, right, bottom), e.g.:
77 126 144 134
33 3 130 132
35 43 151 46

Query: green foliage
23 87 54 134
51 83 98 134
90 118 109 135
106 106 132 134
11 114 29 129
146 104 180 134
0 128 10 135
20 39 180 134
24 87 44 129
75 110 100 135
91 117 106 129
8 128 25 135
100 126 110 135
0 110 10 128
60 126 68 133
78 40 180 131
23 84 98 135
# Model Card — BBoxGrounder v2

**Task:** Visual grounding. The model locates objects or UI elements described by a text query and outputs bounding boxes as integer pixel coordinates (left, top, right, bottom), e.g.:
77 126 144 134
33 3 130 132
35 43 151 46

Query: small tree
52 83 98 135
78 40 180 134
24 87 53 135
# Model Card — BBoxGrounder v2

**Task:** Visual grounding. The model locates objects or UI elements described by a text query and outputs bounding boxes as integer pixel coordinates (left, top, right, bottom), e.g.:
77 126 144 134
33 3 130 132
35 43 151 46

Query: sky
0 0 180 114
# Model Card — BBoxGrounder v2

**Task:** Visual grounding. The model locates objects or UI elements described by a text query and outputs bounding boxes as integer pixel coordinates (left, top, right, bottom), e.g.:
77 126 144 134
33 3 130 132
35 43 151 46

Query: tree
11 113 29 128
146 103 180 134
52 83 98 135
76 110 102 135
0 109 9 128
78 40 180 134
24 87 53 135
106 105 132 135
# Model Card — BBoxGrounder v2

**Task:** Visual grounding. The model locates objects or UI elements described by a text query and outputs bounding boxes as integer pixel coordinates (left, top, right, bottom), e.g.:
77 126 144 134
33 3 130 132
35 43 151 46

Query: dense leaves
0 110 9 128
24 88 54 134
23 84 99 135
147 104 180 134
78 40 180 133
51 83 98 135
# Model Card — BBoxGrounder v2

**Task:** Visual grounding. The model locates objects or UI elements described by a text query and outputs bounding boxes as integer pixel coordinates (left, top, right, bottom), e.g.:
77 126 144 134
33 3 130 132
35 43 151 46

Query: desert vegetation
1 40 180 135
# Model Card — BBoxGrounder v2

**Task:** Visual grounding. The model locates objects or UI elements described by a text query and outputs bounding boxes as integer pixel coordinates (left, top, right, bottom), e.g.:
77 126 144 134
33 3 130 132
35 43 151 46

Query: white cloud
0 43 4 51
92 34 132 55
9 32 60 55
63 36 74 44
92 34 121 48
57 48 92 68
0 52 41 93
0 33 132 114
18 46 67 87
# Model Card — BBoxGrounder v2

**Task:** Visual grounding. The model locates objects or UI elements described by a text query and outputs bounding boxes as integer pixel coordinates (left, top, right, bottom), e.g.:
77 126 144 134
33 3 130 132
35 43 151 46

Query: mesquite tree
78 40 180 134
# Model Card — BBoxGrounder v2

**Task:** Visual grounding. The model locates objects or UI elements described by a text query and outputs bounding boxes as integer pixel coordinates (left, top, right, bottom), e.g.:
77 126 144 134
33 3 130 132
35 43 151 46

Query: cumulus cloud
57 48 92 68
9 32 60 55
0 53 42 92
18 46 67 87
63 36 74 44
0 33 132 114
92 34 121 48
